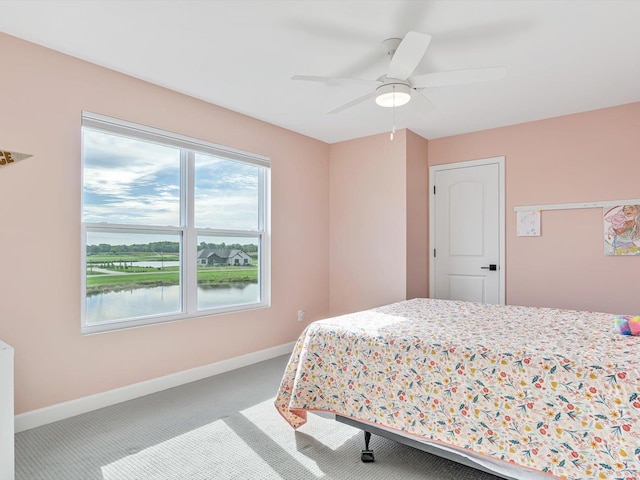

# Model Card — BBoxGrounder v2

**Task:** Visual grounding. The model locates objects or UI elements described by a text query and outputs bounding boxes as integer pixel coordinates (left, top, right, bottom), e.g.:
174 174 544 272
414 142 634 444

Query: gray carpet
15 354 504 479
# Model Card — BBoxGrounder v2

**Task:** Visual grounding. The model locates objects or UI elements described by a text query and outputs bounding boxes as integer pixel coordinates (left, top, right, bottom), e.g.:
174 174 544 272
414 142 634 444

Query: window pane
194 153 260 230
196 235 260 310
83 129 181 226
85 231 181 324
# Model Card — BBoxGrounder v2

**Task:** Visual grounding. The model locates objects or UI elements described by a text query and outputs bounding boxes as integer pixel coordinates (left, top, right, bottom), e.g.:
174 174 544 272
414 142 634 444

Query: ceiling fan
292 31 506 114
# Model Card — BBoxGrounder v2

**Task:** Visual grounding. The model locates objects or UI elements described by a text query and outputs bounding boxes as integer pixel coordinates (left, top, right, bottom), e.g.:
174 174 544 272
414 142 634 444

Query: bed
275 298 640 480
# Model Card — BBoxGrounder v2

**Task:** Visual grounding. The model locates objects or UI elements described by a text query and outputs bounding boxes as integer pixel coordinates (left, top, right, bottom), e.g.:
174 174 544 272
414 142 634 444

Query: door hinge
433 185 436 194
433 248 436 258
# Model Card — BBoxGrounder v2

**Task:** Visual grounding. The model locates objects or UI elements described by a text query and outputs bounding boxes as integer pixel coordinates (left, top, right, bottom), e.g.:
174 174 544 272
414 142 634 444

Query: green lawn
86 266 258 295
87 266 180 275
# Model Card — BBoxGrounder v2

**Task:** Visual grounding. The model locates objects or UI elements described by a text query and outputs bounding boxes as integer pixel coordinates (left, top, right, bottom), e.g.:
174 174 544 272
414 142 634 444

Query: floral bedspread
275 298 640 480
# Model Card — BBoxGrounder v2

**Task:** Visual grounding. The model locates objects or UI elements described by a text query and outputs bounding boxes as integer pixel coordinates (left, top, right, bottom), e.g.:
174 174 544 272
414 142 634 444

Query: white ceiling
1 1 639 144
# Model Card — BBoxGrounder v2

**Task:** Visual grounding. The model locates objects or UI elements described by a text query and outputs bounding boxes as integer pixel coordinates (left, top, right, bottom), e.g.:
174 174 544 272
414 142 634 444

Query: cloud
83 129 262 230
194 153 260 230
83 130 176 226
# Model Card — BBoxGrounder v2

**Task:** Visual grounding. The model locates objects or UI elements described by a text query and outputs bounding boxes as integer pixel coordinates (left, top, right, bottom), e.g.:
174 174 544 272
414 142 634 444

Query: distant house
197 248 252 266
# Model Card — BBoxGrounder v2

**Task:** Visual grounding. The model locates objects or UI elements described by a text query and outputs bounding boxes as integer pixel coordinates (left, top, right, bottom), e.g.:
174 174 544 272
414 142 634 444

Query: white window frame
81 112 271 334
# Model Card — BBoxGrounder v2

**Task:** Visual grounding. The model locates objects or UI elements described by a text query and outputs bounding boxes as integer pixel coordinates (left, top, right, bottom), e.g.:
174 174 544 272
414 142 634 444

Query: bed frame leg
361 431 374 462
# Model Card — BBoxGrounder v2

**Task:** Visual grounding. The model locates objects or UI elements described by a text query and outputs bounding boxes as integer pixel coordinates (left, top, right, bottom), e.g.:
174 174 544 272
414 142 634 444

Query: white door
429 157 505 304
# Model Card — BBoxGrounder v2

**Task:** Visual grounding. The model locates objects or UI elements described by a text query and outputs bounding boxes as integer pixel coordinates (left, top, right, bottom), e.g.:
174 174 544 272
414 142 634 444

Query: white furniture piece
0 340 14 480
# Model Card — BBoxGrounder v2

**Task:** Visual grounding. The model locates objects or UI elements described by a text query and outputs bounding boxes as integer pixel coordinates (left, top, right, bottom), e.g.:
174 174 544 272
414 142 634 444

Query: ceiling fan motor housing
381 37 402 56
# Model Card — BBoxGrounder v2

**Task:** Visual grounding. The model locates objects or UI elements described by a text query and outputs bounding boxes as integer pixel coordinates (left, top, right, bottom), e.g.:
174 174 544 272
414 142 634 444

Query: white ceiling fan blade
328 91 378 114
413 90 436 111
291 75 379 85
410 67 507 88
386 31 432 81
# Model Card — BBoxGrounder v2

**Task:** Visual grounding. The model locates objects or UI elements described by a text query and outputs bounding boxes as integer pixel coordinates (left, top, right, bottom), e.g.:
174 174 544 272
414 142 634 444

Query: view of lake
134 261 180 268
86 283 259 324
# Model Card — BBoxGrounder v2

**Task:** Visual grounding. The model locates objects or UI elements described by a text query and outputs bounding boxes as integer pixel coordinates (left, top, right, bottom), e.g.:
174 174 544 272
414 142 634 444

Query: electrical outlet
297 310 306 322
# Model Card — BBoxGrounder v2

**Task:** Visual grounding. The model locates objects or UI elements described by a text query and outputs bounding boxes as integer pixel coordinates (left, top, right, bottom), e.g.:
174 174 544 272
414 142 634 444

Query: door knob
481 264 497 271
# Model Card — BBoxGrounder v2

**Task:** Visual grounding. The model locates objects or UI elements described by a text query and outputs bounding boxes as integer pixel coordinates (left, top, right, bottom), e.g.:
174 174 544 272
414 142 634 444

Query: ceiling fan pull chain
390 95 397 141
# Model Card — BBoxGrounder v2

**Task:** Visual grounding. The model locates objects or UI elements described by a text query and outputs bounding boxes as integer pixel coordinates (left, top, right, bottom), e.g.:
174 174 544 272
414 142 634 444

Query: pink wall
0 33 330 414
328 129 429 316
329 131 407 315
429 103 640 314
406 130 429 300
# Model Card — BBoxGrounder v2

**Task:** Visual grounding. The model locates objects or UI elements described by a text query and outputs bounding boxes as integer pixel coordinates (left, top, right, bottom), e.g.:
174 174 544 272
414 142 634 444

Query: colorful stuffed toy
630 316 640 336
614 315 640 336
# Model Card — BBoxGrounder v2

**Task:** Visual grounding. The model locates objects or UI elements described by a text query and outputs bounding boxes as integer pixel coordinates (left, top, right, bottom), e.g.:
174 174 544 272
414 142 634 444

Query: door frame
429 156 506 304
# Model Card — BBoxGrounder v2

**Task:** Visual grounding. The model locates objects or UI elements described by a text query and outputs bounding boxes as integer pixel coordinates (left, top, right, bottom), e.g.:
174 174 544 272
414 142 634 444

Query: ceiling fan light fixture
375 83 411 108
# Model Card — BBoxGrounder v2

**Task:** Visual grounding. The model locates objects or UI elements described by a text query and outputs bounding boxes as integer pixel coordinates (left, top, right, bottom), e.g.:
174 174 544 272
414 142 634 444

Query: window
81 112 270 334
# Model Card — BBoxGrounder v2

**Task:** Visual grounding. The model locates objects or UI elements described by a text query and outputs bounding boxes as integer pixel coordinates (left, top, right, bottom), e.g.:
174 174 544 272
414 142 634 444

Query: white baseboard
15 341 295 433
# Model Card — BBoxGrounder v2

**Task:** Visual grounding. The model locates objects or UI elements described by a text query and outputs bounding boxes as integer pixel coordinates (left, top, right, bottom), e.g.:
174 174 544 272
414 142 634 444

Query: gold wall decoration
0 150 33 168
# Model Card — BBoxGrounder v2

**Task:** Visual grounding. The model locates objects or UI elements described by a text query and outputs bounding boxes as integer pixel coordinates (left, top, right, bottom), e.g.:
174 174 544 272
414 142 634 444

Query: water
133 261 180 268
86 283 259 324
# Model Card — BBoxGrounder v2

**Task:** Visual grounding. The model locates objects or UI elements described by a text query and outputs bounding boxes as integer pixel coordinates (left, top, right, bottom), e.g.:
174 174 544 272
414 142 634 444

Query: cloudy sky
83 128 261 247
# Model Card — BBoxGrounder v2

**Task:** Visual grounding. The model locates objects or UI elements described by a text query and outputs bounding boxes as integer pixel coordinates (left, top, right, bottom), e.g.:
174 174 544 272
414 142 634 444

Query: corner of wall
405 131 430 300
